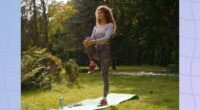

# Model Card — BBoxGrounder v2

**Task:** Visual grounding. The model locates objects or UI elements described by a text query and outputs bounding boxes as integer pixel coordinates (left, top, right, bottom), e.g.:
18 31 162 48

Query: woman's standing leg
97 45 112 98
101 59 110 98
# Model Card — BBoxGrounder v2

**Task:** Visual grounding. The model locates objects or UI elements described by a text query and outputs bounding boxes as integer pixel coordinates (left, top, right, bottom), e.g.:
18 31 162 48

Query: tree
40 0 50 50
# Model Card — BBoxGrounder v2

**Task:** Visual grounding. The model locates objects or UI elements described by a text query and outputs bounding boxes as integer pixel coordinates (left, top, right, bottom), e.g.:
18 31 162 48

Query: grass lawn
22 66 179 110
81 65 178 73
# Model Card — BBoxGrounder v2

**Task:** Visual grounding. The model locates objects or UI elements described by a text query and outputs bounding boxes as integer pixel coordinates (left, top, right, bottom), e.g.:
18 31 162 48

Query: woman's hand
83 38 96 48
88 39 96 45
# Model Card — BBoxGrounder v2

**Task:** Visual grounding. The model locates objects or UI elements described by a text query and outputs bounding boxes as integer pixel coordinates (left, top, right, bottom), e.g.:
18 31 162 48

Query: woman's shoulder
108 22 113 25
95 23 113 26
106 23 113 29
94 23 113 29
93 25 96 28
106 23 113 28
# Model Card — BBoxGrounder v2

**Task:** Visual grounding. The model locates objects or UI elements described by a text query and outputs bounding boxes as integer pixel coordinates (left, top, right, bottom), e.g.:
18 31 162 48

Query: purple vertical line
189 1 197 110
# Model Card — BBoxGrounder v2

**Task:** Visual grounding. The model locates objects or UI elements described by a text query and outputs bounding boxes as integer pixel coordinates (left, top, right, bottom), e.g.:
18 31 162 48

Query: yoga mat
51 93 138 110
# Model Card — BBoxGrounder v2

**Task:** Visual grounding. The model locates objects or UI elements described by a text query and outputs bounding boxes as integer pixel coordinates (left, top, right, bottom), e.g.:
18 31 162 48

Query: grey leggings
86 44 111 98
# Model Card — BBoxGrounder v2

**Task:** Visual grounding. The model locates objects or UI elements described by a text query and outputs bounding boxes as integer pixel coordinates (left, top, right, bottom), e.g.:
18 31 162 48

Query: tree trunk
41 0 50 50
32 0 39 46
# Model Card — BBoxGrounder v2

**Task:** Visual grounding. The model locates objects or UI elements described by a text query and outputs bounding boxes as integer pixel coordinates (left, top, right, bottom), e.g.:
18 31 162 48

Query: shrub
21 47 62 90
63 59 79 83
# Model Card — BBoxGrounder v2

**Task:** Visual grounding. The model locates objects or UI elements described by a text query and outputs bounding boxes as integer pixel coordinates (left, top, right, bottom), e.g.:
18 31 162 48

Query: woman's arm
91 26 96 38
83 26 96 48
95 23 113 44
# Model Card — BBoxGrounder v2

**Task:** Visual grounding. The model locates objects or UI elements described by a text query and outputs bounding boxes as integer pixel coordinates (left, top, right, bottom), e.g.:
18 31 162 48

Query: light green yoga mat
52 93 138 110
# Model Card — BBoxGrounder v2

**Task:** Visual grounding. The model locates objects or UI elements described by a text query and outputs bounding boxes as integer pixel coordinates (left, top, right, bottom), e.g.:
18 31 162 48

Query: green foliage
21 0 179 66
108 0 179 66
63 59 79 83
21 47 62 90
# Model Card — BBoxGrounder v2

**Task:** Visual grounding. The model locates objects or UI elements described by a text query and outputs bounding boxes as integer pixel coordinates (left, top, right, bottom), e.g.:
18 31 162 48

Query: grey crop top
91 23 113 44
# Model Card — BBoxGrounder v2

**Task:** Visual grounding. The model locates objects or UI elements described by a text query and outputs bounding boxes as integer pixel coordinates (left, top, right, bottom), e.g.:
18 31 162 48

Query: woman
83 5 116 106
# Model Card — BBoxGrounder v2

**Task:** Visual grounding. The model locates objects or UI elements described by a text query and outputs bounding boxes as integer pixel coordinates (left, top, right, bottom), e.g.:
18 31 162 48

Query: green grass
112 65 178 72
22 66 178 110
81 65 178 73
